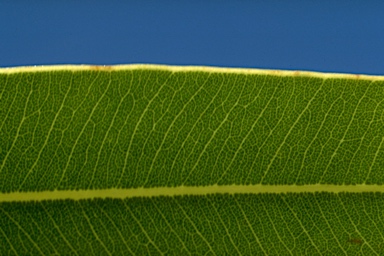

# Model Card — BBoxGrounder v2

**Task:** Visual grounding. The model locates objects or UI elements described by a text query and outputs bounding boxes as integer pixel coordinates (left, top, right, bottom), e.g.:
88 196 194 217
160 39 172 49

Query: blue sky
1 1 384 75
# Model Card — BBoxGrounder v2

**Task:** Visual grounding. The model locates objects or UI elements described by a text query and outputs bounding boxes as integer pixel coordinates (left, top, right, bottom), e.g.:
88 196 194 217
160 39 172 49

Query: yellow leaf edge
1 64 384 81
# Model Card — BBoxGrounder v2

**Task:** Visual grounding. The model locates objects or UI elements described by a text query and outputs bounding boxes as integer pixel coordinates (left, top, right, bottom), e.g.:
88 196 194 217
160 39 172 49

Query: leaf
1 65 384 255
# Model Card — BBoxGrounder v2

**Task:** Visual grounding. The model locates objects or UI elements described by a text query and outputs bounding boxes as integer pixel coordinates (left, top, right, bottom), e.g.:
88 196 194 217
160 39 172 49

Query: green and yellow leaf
1 65 384 255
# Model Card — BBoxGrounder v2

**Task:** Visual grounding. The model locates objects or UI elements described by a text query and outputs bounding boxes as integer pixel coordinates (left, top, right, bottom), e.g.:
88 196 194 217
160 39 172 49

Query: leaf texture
1 65 384 255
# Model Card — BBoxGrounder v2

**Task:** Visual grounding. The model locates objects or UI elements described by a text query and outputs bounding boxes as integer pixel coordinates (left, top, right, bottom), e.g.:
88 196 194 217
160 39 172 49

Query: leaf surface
1 65 384 255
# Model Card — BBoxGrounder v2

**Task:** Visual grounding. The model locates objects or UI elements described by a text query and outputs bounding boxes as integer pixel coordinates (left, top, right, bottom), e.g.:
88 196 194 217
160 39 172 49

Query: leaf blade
2 65 384 255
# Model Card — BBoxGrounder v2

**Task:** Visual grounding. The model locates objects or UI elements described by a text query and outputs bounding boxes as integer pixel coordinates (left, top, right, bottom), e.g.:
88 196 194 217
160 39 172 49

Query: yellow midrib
1 185 384 202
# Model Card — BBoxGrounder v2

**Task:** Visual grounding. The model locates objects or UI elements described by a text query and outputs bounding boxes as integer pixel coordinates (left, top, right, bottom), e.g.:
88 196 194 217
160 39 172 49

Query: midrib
1 184 384 202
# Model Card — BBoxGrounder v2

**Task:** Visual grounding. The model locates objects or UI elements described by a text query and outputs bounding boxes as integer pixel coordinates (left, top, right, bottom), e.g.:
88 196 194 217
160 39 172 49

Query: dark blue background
1 1 384 75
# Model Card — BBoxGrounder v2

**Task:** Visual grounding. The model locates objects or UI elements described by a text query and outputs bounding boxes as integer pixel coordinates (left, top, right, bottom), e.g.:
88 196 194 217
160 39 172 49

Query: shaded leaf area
1 193 384 255
2 70 384 192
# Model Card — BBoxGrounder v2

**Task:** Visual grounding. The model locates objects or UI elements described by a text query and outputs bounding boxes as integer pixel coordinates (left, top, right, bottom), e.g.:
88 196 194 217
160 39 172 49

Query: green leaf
1 65 384 255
